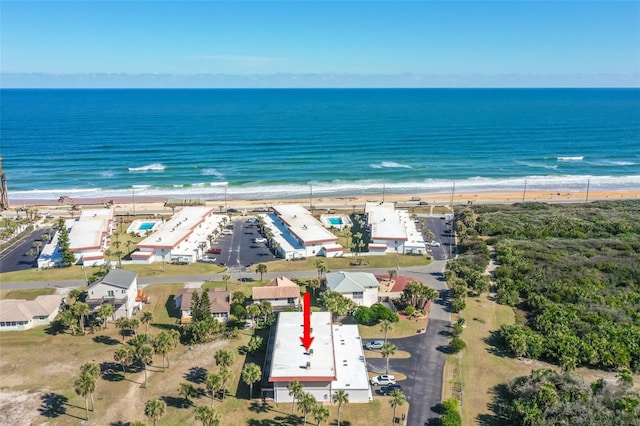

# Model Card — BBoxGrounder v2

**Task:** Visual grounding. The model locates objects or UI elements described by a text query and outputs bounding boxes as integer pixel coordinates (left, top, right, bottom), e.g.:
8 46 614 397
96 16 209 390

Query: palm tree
332 389 349 426
178 382 197 406
214 349 234 369
137 343 154 388
298 392 317 425
33 240 42 255
246 304 261 328
97 303 114 329
205 373 222 406
222 274 231 291
259 300 273 323
114 346 133 377
381 342 397 374
312 404 330 425
380 320 394 345
80 362 99 410
140 311 153 333
194 405 221 426
72 302 90 335
315 258 328 283
144 398 166 426
153 330 176 372
219 367 233 402
389 390 406 425
287 379 303 415
255 263 268 281
116 317 130 342
129 318 140 337
242 363 262 400
74 372 96 420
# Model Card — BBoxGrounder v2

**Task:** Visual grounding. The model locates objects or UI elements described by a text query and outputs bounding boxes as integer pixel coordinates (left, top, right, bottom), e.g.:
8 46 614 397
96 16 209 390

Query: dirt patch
0 389 42 426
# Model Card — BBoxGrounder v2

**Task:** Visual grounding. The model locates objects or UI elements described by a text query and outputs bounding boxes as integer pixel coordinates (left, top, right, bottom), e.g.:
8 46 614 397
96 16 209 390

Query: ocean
1 88 639 202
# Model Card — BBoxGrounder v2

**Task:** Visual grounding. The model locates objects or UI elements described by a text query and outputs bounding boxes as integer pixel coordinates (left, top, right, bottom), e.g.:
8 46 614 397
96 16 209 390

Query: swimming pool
138 222 156 231
328 217 343 225
320 214 353 230
126 219 161 236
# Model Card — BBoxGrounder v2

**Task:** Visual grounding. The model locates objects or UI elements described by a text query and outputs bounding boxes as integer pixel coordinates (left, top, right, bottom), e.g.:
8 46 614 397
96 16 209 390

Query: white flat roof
332 324 370 390
272 204 338 245
365 202 407 241
270 311 336 382
137 207 216 249
69 209 113 251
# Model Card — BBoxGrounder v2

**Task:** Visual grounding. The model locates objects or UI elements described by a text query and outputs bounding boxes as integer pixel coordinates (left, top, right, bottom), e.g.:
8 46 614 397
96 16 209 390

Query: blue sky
1 1 638 87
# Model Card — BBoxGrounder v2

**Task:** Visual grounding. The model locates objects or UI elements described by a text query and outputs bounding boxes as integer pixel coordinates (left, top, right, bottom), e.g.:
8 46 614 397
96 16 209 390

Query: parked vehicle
207 248 222 254
429 240 441 247
252 237 267 243
379 384 403 395
365 340 385 350
198 257 216 263
370 375 396 386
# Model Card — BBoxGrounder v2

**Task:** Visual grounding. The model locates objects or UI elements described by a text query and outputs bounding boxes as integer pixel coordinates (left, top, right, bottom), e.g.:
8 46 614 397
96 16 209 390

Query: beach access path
0 261 451 424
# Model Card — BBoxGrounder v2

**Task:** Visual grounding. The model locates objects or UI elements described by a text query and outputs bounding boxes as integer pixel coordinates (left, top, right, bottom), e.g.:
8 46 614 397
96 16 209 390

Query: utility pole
224 185 228 211
309 184 313 210
132 187 136 217
382 184 385 203
0 157 9 211
522 179 527 203
450 182 455 212
585 179 590 203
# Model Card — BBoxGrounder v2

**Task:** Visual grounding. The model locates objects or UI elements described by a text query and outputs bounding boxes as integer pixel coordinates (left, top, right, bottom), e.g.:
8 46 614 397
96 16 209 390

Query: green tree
178 382 197 406
74 372 96 420
116 317 131 342
389 390 406 426
140 311 153 333
332 389 349 426
144 398 166 426
242 363 262 400
380 320 394 345
246 304 261 327
287 379 303 415
72 302 90 335
193 405 221 426
448 338 466 354
97 303 114 329
381 342 397 374
137 343 154 388
313 404 330 425
223 274 231 291
153 330 179 372
114 346 134 377
219 367 233 402
205 373 222 406
198 290 212 322
129 318 140 337
255 263 268 281
298 392 317 425
259 300 273 323
440 398 462 426
214 349 234 369
231 290 246 305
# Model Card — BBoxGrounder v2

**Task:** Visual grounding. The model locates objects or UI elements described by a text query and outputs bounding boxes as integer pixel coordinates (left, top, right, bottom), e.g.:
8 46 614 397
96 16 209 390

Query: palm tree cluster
288 381 349 426
399 280 439 313
57 288 89 335
74 362 99 420
319 291 357 321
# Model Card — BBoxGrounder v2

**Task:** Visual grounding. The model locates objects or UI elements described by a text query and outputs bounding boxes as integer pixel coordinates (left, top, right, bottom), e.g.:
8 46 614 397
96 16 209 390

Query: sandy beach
5 189 639 217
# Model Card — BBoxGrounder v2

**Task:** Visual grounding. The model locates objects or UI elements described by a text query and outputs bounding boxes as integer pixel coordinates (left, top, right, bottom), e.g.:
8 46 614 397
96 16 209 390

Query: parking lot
418 215 456 261
206 216 277 277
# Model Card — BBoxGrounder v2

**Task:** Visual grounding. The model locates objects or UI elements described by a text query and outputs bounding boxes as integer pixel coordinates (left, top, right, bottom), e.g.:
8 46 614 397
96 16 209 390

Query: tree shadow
274 414 303 425
44 320 66 335
165 296 181 321
329 421 352 426
39 392 68 418
161 395 190 409
93 335 120 345
483 330 512 358
185 366 208 384
247 420 281 426
100 361 126 382
477 383 510 426
249 400 272 413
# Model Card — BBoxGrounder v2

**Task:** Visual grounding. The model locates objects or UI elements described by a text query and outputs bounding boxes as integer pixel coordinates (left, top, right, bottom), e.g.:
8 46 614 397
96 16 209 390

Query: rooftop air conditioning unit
306 362 311 370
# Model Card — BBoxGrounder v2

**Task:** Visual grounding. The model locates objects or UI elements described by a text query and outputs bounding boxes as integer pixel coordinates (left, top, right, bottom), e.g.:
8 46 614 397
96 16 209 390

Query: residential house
86 269 141 319
174 288 230 324
0 295 64 331
325 271 380 307
252 276 301 310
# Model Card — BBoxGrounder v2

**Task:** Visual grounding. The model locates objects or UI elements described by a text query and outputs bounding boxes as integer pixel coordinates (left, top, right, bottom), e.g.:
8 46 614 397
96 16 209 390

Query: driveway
0 227 50 273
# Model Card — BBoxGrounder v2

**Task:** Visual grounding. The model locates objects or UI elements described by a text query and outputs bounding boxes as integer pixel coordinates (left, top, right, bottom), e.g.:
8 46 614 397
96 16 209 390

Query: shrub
449 338 466 354
354 306 374 324
441 398 462 426
405 305 416 317
451 323 463 337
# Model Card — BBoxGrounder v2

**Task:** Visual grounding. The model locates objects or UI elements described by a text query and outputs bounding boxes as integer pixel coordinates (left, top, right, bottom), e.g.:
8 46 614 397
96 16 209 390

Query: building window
122 289 126 294
353 292 363 299
287 298 295 304
107 290 114 297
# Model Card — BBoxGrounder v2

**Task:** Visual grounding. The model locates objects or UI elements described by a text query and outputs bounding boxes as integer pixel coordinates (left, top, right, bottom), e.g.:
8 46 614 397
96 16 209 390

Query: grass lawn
355 317 428 339
0 287 56 300
266 253 430 273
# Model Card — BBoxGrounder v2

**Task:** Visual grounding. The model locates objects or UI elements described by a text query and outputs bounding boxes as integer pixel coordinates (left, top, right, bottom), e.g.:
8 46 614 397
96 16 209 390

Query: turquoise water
328 217 343 225
138 222 155 231
1 89 638 201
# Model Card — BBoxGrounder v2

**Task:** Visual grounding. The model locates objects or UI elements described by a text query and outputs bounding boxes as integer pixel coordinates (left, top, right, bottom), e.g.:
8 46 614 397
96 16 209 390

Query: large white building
262 204 343 260
364 202 427 255
0 295 63 331
265 311 372 403
133 207 228 264
68 209 115 266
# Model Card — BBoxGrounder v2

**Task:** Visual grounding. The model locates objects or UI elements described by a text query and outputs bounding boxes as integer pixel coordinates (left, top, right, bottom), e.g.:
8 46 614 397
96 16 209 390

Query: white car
198 257 216 263
252 237 267 243
370 375 397 386
365 340 385 350
429 240 441 247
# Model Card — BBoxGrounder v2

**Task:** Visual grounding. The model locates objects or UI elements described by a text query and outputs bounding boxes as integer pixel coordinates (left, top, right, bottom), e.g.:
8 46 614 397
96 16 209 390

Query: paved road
0 227 50 273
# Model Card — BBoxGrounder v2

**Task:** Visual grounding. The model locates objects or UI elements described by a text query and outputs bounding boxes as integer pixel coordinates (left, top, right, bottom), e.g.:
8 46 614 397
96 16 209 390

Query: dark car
379 384 403 395
227 208 239 213
207 248 222 254
239 277 255 282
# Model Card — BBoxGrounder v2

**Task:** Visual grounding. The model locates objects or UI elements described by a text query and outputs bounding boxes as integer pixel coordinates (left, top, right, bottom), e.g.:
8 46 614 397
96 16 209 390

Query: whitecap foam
128 163 166 172
369 161 412 169
99 171 114 178
201 168 225 178
557 156 584 162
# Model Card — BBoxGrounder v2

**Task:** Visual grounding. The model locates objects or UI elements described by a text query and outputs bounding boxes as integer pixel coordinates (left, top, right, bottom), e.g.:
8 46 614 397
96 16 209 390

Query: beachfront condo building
364 202 427 255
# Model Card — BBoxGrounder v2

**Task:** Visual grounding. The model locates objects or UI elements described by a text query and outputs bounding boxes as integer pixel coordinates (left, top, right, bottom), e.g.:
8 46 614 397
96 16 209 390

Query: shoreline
5 189 639 215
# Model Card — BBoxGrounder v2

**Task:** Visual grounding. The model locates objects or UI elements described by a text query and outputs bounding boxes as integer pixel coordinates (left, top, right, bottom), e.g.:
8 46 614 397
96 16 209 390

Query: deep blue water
1 88 639 201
